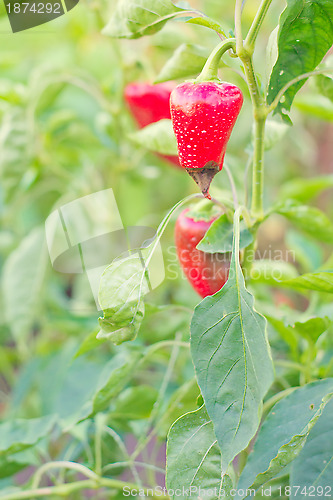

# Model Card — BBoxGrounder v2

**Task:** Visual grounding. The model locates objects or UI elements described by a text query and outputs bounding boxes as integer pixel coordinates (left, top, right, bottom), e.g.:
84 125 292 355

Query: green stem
250 117 266 219
31 461 98 489
237 52 266 220
94 415 104 476
195 38 236 82
244 0 273 54
235 0 244 55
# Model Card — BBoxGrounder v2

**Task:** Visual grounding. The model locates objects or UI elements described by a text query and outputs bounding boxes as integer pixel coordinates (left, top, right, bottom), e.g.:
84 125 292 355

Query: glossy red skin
170 81 243 170
175 208 230 298
124 82 180 166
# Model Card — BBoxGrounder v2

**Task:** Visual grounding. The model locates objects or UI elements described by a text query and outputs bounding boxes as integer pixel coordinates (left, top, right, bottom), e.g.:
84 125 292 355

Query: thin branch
244 0 273 53
31 461 98 489
223 163 239 208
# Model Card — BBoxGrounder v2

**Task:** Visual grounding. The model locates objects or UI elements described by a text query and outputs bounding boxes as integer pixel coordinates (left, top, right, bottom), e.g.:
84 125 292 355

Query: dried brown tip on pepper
186 162 219 199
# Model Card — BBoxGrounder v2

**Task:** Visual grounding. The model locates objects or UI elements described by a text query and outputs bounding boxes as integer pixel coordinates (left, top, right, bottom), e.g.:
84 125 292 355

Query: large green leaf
267 0 333 118
191 210 274 471
277 201 333 244
129 119 178 156
0 415 56 457
102 0 184 39
197 214 253 254
290 398 333 494
238 379 333 492
2 227 47 344
166 406 232 499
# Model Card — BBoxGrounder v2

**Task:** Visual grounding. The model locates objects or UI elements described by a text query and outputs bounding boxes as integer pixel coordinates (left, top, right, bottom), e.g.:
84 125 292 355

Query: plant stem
94 415 104 476
250 117 266 219
235 0 244 54
195 38 236 82
32 461 98 489
244 0 273 54
238 52 266 220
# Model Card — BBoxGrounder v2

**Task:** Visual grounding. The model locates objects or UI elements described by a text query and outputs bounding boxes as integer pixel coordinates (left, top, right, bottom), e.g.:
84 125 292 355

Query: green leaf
280 175 333 204
111 385 158 420
102 0 183 39
280 271 333 294
250 260 299 284
166 406 227 498
256 269 333 295
0 107 32 202
2 227 47 343
0 415 56 457
91 350 142 416
267 0 333 117
292 317 330 343
191 210 274 471
294 93 333 121
0 449 39 480
186 17 226 37
35 347 141 429
290 398 333 493
266 316 299 359
268 316 329 350
98 251 151 345
129 119 178 156
74 330 107 358
277 201 333 244
316 72 333 103
286 231 323 273
197 214 253 253
238 379 333 492
155 43 211 83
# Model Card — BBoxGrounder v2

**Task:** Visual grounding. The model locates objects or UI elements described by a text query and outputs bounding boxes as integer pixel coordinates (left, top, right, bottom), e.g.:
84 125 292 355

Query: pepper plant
99 0 333 495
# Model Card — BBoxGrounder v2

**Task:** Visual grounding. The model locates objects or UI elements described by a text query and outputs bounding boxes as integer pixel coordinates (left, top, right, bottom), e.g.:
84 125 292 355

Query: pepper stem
195 38 237 83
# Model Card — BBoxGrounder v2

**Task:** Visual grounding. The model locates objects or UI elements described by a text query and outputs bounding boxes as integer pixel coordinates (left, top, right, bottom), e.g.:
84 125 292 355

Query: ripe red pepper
124 82 180 166
170 81 243 197
175 207 230 298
